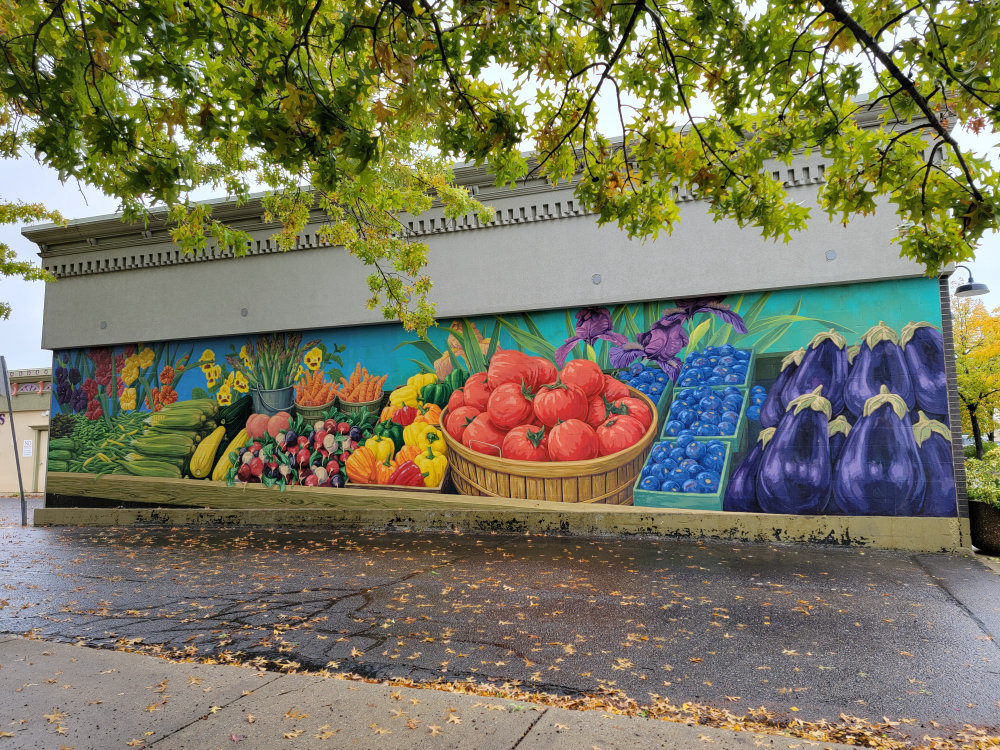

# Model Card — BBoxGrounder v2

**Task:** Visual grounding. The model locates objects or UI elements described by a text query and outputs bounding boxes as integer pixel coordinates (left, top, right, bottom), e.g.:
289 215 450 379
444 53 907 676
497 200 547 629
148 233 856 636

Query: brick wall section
939 274 969 519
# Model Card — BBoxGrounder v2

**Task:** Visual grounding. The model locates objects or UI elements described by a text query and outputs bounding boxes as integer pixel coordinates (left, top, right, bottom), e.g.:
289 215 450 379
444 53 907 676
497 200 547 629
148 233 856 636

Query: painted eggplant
828 416 851 466
847 344 860 366
900 322 949 420
722 427 775 513
844 321 914 418
833 386 925 516
759 349 805 428
783 330 849 416
912 411 956 517
756 386 833 515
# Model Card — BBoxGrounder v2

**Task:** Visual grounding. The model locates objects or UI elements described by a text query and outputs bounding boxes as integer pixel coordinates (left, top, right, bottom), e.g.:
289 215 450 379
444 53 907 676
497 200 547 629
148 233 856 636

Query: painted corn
756 386 833 515
833 386 925 516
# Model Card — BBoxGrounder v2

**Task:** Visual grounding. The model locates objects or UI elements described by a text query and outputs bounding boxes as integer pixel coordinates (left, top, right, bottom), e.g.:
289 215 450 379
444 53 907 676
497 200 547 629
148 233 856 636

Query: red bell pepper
391 406 418 426
388 460 426 487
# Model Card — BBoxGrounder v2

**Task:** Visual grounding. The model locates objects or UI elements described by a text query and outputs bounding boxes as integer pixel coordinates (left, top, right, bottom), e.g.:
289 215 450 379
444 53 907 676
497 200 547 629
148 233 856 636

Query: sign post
0 357 27 526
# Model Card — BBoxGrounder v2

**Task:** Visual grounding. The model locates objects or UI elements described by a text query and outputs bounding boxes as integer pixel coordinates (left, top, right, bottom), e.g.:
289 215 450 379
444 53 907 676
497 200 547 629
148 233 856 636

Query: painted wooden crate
632 443 733 511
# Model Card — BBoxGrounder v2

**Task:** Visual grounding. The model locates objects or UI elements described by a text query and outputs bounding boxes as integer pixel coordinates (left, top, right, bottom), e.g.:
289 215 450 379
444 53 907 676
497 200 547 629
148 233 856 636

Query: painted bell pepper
389 385 420 409
406 373 438 391
403 422 447 455
414 403 442 426
444 368 470 393
391 405 418 426
373 420 404 450
345 446 377 484
364 435 395 463
371 459 394 485
388 460 426 487
414 447 447 487
420 382 452 408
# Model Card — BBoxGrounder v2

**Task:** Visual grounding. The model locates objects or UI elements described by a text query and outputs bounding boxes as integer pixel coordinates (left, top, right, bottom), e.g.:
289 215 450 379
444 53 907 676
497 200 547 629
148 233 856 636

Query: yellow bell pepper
403 422 446 455
389 385 420 408
364 435 395 463
414 447 447 487
406 372 438 391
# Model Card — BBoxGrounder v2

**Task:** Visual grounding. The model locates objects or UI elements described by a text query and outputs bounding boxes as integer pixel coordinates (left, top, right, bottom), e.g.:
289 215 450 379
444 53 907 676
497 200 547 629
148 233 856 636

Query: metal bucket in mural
45 278 957 517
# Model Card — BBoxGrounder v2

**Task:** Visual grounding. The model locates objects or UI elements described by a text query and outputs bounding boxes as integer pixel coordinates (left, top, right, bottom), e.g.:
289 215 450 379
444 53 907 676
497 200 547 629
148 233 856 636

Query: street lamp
953 264 991 297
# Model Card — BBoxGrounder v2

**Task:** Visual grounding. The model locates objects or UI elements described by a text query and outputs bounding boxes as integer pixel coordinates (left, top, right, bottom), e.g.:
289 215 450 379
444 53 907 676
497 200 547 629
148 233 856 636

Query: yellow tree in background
953 297 1000 459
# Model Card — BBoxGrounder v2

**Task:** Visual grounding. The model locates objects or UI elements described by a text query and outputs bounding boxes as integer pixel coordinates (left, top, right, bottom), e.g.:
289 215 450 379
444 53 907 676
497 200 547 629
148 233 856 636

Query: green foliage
2 0 1000 331
0 198 61 318
965 450 1000 508
953 296 1000 458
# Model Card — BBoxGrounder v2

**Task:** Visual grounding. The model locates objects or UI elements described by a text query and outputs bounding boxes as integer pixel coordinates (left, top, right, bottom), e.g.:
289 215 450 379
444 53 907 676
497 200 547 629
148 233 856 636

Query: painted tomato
461 413 507 456
463 371 492 411
603 375 630 401
487 349 534 391
445 406 481 442
547 419 599 461
528 356 558 391
501 424 549 461
611 397 653 430
560 359 605 398
596 414 646 456
487 382 535 430
447 388 466 412
532 382 588 427
585 394 610 429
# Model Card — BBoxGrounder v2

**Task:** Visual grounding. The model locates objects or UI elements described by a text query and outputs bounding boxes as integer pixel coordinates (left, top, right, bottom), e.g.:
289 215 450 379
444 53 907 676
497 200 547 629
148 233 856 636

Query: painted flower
304 347 324 371
232 371 249 393
71 388 89 413
85 398 103 421
81 378 98 399
54 365 68 384
659 296 748 334
67 367 82 385
610 318 688 379
295 364 305 382
160 385 178 405
239 345 253 368
215 384 232 406
119 388 137 411
137 347 155 369
120 360 139 386
55 380 72 405
198 349 215 364
555 307 629 367
159 365 175 385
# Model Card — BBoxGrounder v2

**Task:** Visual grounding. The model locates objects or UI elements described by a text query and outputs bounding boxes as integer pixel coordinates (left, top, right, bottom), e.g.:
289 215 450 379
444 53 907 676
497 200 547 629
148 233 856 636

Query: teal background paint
51 277 943 409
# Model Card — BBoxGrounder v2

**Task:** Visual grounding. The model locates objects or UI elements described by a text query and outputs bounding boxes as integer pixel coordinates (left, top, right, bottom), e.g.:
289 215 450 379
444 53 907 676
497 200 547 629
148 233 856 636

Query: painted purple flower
54 366 68 384
610 318 689 380
55 380 72 405
71 388 89 413
660 296 748 334
68 367 82 385
555 307 629 367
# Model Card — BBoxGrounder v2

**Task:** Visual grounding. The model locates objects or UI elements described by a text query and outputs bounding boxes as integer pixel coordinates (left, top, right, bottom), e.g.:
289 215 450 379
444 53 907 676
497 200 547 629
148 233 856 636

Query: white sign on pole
22 439 32 458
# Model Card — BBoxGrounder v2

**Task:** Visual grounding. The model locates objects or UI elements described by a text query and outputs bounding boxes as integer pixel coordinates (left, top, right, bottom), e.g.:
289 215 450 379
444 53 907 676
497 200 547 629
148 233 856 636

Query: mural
45 278 956 516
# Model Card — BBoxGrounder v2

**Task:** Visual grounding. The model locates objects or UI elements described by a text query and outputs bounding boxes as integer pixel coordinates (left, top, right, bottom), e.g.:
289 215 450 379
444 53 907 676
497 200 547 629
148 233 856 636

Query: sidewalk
0 636 856 749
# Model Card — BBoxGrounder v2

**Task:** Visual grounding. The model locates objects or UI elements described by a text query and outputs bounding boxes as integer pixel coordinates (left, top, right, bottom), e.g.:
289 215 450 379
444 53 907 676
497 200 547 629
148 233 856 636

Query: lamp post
953 265 991 297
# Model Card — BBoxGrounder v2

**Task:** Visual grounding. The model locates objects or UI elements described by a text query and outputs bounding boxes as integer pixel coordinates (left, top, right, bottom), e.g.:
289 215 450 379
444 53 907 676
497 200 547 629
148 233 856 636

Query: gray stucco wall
27 152 926 351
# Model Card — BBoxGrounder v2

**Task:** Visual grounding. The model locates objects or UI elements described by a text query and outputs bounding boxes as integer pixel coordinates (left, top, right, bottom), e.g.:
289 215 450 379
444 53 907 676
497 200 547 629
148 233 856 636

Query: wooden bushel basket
440 388 658 505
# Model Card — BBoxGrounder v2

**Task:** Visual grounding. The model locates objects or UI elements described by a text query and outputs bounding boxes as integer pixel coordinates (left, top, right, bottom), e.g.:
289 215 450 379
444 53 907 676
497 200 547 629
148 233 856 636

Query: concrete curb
35 502 967 553
0 637 857 749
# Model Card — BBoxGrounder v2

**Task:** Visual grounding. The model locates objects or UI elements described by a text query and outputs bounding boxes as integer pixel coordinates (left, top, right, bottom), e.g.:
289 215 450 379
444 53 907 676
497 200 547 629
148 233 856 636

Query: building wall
26 153 928 352
1 371 52 494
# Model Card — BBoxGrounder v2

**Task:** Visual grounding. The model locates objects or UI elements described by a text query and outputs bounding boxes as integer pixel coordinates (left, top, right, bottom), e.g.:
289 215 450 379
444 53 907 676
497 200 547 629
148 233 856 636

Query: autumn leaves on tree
2 1 1000 332
953 296 1000 459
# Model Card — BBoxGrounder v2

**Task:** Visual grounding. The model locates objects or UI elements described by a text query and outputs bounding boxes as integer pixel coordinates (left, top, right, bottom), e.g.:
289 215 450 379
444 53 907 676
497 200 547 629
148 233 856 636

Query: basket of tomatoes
439 351 658 505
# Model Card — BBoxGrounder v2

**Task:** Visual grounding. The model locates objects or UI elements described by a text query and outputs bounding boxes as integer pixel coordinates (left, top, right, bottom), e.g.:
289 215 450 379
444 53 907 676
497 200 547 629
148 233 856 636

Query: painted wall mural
46 277 957 517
